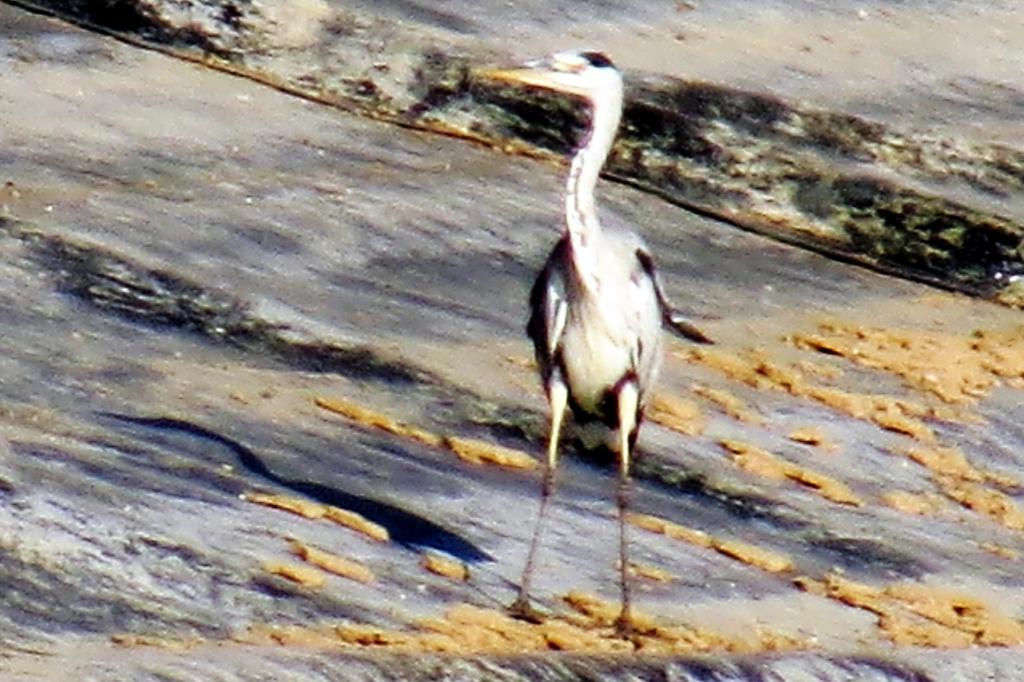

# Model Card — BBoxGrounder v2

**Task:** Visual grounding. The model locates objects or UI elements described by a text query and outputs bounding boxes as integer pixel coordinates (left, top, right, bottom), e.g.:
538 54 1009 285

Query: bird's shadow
97 412 492 564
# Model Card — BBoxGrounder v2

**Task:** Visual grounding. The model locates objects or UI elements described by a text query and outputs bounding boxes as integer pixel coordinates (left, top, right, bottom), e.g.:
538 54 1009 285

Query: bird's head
482 50 622 101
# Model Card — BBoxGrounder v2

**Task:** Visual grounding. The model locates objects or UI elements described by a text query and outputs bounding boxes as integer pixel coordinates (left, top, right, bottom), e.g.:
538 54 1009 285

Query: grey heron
485 50 711 637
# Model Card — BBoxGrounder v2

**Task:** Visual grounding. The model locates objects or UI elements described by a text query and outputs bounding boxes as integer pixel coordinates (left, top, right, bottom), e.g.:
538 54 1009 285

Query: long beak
477 66 585 97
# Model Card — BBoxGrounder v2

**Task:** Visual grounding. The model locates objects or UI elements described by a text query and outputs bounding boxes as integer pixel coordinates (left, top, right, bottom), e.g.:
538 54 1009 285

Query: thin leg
509 377 568 622
613 381 639 639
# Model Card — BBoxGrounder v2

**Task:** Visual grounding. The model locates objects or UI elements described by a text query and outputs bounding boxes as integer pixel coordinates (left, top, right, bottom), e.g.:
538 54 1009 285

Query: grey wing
635 248 713 345
527 237 571 383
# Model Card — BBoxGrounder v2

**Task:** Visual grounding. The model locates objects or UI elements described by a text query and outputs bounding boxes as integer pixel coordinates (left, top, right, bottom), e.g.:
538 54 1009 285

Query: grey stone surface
1 1 1023 680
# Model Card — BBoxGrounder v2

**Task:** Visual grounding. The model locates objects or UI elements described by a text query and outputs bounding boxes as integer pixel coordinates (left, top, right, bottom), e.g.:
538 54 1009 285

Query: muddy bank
8 0 1024 303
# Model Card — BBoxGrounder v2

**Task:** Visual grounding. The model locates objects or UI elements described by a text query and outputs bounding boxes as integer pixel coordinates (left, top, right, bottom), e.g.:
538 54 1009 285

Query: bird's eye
579 51 614 69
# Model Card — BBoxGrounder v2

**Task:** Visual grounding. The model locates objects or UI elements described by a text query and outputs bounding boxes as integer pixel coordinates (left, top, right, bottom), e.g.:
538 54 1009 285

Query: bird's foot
507 596 546 624
613 612 636 641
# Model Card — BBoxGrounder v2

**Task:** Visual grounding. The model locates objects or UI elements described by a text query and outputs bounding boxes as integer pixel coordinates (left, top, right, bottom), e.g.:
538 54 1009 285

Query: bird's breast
559 319 634 414
559 282 661 415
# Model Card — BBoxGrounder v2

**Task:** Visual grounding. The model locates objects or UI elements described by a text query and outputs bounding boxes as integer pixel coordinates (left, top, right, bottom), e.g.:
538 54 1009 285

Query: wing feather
635 248 713 345
527 237 572 382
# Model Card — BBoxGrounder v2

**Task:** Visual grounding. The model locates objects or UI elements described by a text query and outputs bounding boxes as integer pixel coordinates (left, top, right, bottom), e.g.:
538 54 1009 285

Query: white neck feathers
563 72 623 292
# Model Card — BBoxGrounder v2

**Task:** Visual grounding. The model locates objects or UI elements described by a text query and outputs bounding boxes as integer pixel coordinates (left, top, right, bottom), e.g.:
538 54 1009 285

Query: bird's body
528 230 662 443
485 50 710 637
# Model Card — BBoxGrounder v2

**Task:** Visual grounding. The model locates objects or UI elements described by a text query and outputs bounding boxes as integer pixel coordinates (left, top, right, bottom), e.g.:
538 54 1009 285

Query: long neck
564 78 623 290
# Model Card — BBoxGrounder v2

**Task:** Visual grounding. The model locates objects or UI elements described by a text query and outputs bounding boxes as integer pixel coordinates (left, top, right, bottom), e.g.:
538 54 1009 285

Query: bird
484 50 712 636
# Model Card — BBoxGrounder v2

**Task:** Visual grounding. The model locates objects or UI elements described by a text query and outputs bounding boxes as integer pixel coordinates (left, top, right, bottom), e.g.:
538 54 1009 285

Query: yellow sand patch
797 574 1024 647
120 600 810 655
787 426 835 450
901 445 984 482
719 439 863 506
316 396 537 470
881 490 946 516
243 492 389 542
242 491 326 519
629 562 676 583
711 538 795 574
444 436 537 469
937 477 1024 531
649 394 705 435
628 513 794 573
421 552 469 581
289 540 375 584
791 323 1024 404
691 383 764 424
322 506 390 542
679 346 950 442
628 512 712 548
889 446 1024 531
315 396 443 447
265 561 326 588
